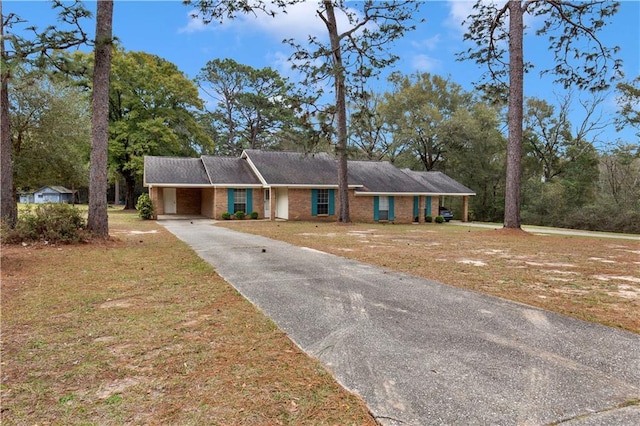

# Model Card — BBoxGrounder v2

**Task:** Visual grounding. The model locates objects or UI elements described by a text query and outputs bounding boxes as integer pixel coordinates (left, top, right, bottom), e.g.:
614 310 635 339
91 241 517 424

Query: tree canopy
459 0 622 229
196 58 305 156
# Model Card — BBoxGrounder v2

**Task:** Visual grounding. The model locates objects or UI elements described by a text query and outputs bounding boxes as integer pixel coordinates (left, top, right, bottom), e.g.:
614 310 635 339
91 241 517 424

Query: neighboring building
19 186 75 204
143 150 475 223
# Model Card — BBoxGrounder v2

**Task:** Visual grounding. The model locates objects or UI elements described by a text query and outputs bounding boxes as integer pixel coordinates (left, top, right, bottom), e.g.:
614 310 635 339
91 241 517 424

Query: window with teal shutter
426 196 432 216
229 188 247 213
312 189 331 215
389 196 395 220
413 196 419 221
328 189 335 215
227 189 234 213
247 188 253 213
311 189 318 216
373 196 380 221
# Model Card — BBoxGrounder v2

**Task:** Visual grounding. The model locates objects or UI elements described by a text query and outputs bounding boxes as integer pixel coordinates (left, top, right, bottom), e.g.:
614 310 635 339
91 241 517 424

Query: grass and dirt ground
1 210 377 425
2 211 638 424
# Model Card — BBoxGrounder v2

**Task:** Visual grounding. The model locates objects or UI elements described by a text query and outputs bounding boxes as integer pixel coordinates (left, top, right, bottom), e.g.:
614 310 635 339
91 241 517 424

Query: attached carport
143 157 211 218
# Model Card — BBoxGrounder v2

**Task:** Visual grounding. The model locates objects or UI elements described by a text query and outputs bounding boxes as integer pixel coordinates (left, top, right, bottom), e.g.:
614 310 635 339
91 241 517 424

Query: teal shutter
373 196 379 221
389 196 395 220
328 189 335 215
426 196 432 216
247 188 253 213
228 189 235 213
413 196 419 221
311 189 318 216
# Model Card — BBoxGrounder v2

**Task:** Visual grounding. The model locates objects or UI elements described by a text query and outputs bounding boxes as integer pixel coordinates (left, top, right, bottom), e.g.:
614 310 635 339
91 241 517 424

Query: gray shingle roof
46 185 73 194
348 160 427 193
144 156 210 185
201 156 261 185
243 150 339 185
403 169 476 195
143 151 475 196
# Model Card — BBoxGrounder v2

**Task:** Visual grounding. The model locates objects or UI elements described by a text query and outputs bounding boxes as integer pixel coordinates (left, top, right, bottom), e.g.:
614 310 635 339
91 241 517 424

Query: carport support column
462 196 469 222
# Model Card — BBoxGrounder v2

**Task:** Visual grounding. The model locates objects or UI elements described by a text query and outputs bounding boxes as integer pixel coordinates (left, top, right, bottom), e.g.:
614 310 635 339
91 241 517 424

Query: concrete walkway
452 221 640 240
160 219 640 425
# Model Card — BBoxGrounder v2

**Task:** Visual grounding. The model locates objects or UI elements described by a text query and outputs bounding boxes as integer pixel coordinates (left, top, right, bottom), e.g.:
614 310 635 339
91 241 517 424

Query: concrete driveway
160 219 640 425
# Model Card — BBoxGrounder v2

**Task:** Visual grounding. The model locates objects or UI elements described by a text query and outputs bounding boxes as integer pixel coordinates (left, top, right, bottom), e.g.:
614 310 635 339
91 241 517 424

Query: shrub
136 193 154 220
221 212 231 220
250 211 259 220
435 215 445 224
1 203 86 244
425 215 433 223
234 211 246 220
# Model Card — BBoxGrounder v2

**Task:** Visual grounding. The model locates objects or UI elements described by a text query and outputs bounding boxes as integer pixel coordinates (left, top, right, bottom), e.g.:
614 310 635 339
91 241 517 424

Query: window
374 196 394 221
233 189 246 213
378 196 389 221
312 189 334 216
317 189 329 215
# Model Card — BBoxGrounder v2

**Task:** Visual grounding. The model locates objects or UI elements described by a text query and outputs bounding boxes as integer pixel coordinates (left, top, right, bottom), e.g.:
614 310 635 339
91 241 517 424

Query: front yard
218 220 640 334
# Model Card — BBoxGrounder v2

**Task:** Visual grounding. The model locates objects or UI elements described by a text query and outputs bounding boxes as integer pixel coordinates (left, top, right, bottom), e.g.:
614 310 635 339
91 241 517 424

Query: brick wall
149 187 163 218
213 188 227 219
201 188 214 218
176 188 201 215
351 194 373 222
151 185 443 224
288 188 315 221
392 196 415 224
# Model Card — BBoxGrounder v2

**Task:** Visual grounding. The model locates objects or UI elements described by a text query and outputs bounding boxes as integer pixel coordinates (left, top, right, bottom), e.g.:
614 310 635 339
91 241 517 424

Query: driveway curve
160 219 640 425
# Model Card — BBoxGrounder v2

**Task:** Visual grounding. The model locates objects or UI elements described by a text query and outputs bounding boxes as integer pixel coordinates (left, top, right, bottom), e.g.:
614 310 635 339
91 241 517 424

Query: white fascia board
269 184 363 189
212 184 263 188
146 183 212 188
355 191 476 196
201 157 214 185
241 151 269 186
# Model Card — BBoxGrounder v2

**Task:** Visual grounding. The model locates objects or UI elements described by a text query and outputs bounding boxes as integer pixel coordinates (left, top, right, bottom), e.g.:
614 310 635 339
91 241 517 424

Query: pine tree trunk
0 2 17 228
324 0 350 223
87 0 113 237
504 1 524 229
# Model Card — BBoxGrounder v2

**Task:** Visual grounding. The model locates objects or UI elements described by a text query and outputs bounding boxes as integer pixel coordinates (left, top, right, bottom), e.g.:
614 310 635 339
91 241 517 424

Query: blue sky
5 0 640 145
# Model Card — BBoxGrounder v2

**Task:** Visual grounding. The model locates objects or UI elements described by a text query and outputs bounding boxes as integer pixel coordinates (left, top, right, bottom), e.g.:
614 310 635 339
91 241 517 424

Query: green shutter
311 189 318 216
373 196 379 221
328 189 335 215
247 188 253 213
389 196 395 220
426 196 432 216
228 189 235 213
413 196 419 221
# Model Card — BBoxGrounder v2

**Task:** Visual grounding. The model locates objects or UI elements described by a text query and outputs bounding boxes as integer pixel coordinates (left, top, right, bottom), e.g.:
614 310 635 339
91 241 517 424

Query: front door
275 188 288 220
163 188 177 214
264 189 271 219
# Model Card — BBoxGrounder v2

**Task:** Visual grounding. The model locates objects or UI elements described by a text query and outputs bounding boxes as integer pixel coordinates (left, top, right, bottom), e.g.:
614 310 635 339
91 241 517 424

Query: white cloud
445 0 477 33
243 1 327 42
411 54 442 72
177 2 368 45
412 34 442 51
178 9 212 34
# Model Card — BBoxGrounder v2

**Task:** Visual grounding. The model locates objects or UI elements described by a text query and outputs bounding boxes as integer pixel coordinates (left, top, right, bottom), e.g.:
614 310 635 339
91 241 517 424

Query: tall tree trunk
87 0 113 237
504 0 524 229
122 169 136 210
0 1 17 228
324 0 350 223
114 178 120 205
